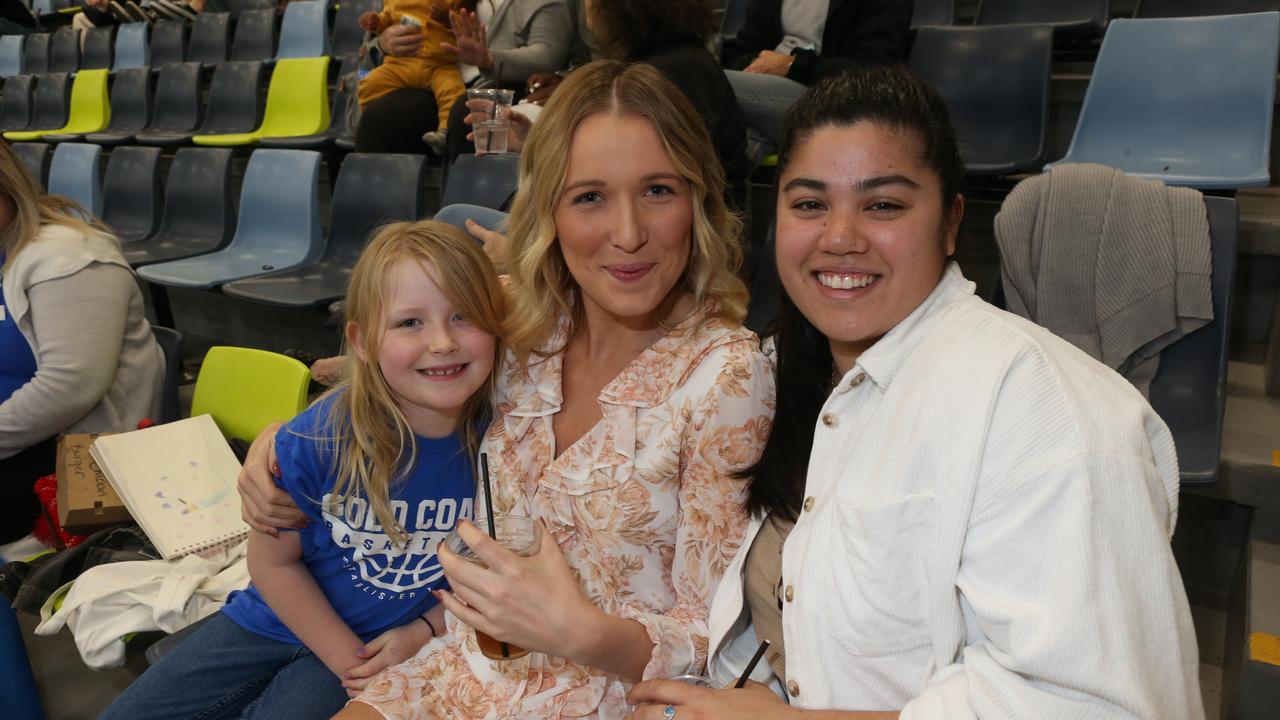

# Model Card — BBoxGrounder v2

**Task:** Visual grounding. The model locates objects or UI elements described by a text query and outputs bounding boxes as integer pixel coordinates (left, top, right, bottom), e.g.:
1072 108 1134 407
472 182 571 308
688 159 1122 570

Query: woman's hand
463 218 509 274
463 99 531 153
442 10 494 72
626 680 793 720
309 356 346 387
341 615 435 696
744 50 795 77
524 72 563 106
435 520 599 661
378 23 425 58
236 422 307 534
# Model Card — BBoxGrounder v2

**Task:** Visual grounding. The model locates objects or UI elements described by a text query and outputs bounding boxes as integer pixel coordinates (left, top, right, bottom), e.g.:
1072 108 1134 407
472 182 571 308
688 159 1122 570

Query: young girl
100 220 506 720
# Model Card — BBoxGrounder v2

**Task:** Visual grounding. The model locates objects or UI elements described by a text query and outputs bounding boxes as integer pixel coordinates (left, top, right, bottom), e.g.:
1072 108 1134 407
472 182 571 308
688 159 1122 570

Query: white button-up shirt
708 264 1203 719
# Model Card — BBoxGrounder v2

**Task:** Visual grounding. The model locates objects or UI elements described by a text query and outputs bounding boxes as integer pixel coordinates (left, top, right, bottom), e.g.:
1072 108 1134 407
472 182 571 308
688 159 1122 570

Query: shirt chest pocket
827 495 936 657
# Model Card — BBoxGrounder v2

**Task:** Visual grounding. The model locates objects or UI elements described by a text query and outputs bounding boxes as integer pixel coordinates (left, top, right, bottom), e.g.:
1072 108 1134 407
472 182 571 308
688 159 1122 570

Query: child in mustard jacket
358 0 474 153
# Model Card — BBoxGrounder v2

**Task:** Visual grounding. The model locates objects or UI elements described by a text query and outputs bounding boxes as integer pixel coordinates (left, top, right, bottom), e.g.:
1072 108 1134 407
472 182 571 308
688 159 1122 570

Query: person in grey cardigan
0 143 163 542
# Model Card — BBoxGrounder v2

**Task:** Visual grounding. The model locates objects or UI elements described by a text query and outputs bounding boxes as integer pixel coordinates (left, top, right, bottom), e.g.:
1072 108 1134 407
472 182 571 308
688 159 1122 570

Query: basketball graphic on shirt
322 493 473 593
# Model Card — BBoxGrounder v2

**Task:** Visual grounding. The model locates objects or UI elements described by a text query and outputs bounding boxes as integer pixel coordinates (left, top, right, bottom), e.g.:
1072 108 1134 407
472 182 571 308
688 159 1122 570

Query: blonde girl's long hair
503 59 748 363
0 141 116 271
321 220 505 545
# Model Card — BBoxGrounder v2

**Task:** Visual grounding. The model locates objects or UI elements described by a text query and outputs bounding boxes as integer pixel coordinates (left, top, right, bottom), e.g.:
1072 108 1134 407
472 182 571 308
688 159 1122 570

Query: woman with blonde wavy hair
104 220 507 720
238 60 775 719
0 141 163 542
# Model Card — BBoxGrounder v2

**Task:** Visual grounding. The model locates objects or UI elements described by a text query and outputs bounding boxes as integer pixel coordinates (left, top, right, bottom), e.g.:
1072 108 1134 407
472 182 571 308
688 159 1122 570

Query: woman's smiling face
775 121 963 372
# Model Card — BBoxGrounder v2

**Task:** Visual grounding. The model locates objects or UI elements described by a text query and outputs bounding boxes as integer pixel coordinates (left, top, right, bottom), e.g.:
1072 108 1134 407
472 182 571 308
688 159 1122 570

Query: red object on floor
30 475 87 550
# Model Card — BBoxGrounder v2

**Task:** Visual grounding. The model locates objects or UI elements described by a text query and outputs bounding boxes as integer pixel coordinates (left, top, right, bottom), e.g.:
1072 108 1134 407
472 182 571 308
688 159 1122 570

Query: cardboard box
56 433 132 534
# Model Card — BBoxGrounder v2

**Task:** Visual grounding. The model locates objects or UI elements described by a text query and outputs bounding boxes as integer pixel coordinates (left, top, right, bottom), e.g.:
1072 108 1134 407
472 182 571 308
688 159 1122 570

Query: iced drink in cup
466 88 515 155
443 514 542 660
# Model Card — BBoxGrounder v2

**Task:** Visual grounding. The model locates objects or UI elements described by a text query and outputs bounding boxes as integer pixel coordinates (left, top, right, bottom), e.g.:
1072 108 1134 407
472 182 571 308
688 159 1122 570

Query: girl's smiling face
775 121 963 373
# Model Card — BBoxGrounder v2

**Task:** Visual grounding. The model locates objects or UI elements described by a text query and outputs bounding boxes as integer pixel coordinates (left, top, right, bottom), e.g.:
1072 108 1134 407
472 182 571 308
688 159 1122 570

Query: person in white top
627 66 1203 719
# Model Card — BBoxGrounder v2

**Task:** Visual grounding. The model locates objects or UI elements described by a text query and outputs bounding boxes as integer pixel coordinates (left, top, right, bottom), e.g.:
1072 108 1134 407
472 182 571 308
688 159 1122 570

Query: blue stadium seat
275 0 329 60
138 149 324 289
0 75 35 133
441 153 520 211
11 142 51 187
124 147 237 267
912 0 954 27
114 22 151 71
22 33 48 75
231 8 278 62
81 26 116 70
224 153 428 307
0 602 44 720
48 142 103 217
48 26 78 74
1050 12 1280 188
332 0 379 59
909 25 1052 174
1135 0 1279 17
171 60 265 141
0 35 24 77
17 73 70 134
102 146 164 244
132 62 207 146
1149 196 1237 484
975 0 1108 32
188 11 231 66
151 18 188 66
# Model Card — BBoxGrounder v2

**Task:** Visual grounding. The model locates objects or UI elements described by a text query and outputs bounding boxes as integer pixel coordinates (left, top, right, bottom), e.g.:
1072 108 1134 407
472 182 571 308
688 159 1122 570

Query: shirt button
784 584 794 602
787 680 800 697
821 413 838 428
803 496 815 512
849 373 865 388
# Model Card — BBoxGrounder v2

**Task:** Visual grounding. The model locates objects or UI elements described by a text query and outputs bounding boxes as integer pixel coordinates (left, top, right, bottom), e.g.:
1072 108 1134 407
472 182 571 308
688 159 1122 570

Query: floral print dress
356 302 775 719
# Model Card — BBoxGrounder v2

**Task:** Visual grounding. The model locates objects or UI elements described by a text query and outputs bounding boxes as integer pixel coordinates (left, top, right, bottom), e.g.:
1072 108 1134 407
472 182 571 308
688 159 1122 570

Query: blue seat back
277 0 330 59
114 22 151 70
1053 12 1280 188
157 147 236 250
151 19 188 66
231 149 324 264
48 26 79 74
232 8 278 61
913 0 955 27
189 12 231 65
0 35 24 77
150 325 185 424
82 26 116 70
442 153 520 210
103 146 164 244
23 33 48 75
1135 0 1279 17
328 153 428 265
0 76 35 132
27 72 70 131
48 143 103 217
11 142 50 187
332 0 379 58
909 25 1052 174
975 0 1107 29
1148 196 1237 484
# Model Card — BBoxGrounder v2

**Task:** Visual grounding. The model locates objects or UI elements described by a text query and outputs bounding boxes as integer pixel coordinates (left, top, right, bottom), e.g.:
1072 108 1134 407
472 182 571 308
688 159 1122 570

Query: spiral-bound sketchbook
90 415 249 559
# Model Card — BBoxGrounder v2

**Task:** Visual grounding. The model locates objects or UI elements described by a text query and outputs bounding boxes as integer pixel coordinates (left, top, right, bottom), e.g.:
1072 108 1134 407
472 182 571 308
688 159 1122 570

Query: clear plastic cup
465 88 514 155
443 514 541 660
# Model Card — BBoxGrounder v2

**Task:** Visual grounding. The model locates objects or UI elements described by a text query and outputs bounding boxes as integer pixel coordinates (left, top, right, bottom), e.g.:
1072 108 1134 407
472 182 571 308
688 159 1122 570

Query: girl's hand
461 218 509 274
341 620 433 696
435 519 598 660
626 680 792 720
236 422 307 534
744 50 795 77
442 10 494 72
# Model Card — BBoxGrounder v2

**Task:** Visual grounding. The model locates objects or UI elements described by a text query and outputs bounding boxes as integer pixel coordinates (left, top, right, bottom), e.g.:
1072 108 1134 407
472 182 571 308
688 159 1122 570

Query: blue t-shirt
0 252 39 405
222 394 477 644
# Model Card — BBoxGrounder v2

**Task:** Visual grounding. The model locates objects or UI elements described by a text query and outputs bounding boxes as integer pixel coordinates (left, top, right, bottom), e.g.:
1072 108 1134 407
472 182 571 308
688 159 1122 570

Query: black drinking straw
734 639 771 688
478 453 509 657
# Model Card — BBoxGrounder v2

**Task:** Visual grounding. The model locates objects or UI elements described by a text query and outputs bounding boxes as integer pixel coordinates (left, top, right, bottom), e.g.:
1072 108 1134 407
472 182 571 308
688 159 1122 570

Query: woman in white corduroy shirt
627 67 1203 720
